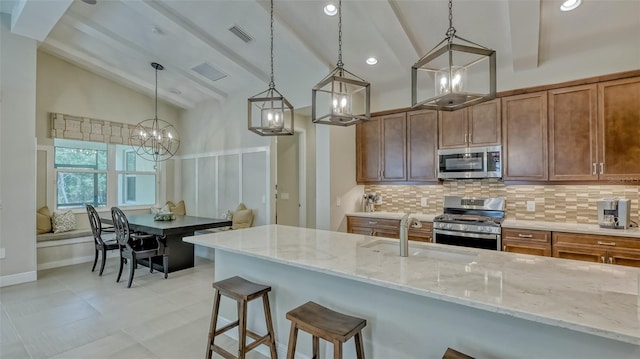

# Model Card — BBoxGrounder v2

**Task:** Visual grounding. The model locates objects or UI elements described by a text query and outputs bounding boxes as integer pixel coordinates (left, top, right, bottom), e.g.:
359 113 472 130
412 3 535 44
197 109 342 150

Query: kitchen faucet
400 214 422 257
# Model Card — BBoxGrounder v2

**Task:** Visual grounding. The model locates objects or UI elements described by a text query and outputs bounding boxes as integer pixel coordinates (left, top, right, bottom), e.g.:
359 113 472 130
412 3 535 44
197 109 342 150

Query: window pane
116 145 156 171
118 174 156 206
56 172 107 208
54 139 107 170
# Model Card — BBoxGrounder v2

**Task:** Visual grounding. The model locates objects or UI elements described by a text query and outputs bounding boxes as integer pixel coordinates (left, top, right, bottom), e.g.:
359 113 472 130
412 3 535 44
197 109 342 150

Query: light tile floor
0 258 267 359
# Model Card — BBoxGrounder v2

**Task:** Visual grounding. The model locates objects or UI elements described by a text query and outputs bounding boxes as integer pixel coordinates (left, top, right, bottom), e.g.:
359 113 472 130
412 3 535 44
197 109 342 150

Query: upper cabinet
502 92 548 181
439 99 501 149
407 109 438 181
356 117 382 183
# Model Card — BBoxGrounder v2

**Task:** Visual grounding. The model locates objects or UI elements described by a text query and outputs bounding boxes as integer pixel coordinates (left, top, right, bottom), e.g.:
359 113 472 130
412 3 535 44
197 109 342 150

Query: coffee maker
597 198 631 229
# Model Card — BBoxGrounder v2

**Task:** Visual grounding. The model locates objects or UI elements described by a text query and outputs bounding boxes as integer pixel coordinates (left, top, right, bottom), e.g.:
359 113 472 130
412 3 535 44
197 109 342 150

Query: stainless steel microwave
437 146 502 179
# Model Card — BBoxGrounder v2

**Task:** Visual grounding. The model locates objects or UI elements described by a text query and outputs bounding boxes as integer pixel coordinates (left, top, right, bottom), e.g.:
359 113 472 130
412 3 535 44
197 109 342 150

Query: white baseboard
0 271 37 287
217 316 309 359
37 255 95 271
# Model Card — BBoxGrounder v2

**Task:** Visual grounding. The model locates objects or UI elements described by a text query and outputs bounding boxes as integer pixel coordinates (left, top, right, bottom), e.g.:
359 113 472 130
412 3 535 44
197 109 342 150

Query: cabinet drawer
502 240 551 257
347 216 400 230
552 232 640 250
502 229 550 244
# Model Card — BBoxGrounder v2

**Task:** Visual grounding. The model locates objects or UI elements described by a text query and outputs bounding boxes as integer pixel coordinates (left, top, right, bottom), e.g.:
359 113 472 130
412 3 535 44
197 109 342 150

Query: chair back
111 207 132 247
86 204 104 245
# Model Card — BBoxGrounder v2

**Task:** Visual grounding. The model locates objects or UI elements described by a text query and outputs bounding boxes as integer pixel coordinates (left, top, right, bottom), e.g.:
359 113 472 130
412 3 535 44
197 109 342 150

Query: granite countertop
185 225 640 345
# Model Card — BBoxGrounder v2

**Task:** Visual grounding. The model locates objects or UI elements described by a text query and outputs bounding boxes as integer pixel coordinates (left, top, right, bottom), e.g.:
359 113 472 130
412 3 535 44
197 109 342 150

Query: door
356 117 381 182
548 85 598 181
439 110 468 149
407 109 438 181
276 133 300 226
607 249 640 267
381 113 407 181
468 99 501 146
552 245 607 263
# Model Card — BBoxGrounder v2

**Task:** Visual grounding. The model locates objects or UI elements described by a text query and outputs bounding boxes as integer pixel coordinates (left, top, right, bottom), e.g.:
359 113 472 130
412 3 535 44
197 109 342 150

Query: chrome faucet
400 214 422 257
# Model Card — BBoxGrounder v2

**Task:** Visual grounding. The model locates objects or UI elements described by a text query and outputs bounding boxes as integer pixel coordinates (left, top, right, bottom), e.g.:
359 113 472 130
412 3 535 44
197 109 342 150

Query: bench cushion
37 229 93 242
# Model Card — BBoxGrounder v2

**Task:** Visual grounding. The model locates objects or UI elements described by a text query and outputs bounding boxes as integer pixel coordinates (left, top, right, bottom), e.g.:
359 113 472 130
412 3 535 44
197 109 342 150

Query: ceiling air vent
228 25 253 43
191 62 227 82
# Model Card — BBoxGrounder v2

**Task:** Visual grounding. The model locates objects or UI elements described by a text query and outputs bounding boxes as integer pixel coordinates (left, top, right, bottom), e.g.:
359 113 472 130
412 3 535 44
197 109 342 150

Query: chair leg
238 300 248 359
99 249 107 276
333 340 342 359
205 290 221 359
163 255 168 279
286 323 298 359
261 294 278 359
312 336 319 359
92 248 98 272
117 254 125 283
354 331 365 359
127 256 136 288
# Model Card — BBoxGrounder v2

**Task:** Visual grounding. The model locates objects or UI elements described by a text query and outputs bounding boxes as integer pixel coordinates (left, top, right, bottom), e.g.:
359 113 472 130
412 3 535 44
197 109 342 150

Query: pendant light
411 0 496 111
248 0 294 136
312 0 370 126
130 62 180 162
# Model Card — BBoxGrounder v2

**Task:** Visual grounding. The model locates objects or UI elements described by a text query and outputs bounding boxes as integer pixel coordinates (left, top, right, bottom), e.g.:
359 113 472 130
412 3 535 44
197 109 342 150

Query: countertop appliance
437 145 501 179
597 198 633 229
433 196 506 251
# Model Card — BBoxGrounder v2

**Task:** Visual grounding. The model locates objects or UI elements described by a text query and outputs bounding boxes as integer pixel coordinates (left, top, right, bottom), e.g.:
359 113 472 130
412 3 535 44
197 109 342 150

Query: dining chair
111 207 168 288
86 204 119 276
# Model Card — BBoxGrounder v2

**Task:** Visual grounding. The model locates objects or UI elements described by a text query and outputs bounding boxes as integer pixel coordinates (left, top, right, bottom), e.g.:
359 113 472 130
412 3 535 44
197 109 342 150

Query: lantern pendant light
130 62 180 162
411 0 496 111
312 0 370 126
248 0 294 136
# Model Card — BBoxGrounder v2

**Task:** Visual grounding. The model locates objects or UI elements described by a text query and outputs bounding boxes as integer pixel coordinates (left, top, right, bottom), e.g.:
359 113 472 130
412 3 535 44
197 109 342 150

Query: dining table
101 214 232 273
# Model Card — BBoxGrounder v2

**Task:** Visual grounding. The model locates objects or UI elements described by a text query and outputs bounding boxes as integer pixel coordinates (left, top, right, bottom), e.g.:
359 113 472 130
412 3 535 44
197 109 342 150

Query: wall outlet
420 198 428 207
526 201 536 212
0 248 5 259
336 196 341 207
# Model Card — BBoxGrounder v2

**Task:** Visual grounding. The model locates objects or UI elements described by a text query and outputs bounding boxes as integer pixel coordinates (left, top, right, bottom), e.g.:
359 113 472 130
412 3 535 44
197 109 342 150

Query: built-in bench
36 228 109 270
37 229 93 242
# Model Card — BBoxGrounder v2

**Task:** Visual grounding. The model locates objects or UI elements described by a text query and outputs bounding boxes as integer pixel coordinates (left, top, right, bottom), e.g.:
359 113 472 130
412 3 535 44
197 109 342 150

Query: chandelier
411 0 496 111
248 0 294 136
130 62 180 162
312 0 370 126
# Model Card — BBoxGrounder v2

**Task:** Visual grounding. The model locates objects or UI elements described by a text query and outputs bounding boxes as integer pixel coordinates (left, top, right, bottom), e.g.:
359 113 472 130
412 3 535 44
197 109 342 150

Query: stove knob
460 225 467 231
446 224 453 229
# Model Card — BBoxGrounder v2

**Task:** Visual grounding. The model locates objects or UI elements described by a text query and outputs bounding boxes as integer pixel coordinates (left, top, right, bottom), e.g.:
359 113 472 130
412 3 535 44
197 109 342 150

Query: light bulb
168 133 172 139
340 96 347 108
332 98 338 110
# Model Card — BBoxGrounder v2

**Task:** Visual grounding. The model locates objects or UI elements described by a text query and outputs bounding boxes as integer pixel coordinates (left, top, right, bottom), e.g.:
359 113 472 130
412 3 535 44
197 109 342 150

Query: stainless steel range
433 196 506 251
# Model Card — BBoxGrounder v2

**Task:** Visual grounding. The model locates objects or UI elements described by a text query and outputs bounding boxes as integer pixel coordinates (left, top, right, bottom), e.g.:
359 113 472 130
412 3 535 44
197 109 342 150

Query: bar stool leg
312 336 319 359
262 294 278 359
238 300 248 359
206 290 221 359
286 323 298 359
333 340 342 359
354 331 365 359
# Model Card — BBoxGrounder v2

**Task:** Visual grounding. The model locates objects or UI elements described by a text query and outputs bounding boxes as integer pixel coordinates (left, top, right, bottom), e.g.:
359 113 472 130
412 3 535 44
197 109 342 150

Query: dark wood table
102 214 231 273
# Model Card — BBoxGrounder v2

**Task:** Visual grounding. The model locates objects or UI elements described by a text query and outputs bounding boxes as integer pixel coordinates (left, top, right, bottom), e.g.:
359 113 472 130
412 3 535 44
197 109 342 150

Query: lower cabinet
552 232 640 267
502 228 551 257
346 216 433 242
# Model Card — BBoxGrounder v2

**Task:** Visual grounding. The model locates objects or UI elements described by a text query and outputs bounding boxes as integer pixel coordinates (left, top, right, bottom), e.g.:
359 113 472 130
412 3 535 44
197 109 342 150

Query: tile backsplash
365 180 640 224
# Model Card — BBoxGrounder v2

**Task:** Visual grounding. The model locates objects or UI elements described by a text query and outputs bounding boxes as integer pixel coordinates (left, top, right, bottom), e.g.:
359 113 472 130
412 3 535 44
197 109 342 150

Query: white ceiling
3 0 640 110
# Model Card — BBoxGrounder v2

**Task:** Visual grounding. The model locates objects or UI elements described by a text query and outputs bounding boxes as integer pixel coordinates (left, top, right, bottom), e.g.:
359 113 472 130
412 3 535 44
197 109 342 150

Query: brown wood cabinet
502 228 551 257
356 113 407 183
356 117 381 182
502 92 548 181
439 99 501 149
598 77 640 181
548 85 598 181
346 216 433 242
552 232 640 267
407 109 438 181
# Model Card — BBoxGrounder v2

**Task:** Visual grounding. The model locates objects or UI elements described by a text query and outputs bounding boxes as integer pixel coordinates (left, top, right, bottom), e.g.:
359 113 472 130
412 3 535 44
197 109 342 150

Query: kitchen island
185 225 640 358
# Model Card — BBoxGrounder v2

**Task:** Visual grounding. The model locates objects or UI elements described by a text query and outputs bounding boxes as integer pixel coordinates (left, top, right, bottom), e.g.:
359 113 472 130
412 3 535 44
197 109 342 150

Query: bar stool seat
206 276 277 359
286 301 366 359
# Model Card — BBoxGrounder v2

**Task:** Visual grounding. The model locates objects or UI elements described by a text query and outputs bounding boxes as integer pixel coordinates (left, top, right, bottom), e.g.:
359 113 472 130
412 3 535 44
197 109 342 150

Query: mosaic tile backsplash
365 180 640 224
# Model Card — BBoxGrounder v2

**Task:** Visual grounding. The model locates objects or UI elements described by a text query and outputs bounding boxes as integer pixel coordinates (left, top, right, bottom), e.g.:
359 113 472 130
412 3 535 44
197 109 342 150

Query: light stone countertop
185 225 640 345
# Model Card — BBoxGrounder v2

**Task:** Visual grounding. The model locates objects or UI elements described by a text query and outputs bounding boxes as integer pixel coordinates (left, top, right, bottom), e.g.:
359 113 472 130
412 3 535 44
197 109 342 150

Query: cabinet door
349 226 373 236
552 245 607 263
607 249 640 268
548 85 598 181
468 99 501 146
381 113 407 181
502 240 551 257
373 229 400 239
438 110 468 148
407 110 438 181
598 77 640 181
502 92 548 181
408 222 433 243
356 117 381 182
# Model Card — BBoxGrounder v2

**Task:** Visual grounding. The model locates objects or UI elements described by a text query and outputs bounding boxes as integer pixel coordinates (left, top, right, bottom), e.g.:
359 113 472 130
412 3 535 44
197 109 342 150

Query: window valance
50 113 136 144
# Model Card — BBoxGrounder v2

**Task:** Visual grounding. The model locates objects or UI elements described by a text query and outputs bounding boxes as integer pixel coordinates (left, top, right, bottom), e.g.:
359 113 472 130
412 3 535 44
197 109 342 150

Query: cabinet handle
518 233 533 238
600 163 604 174
464 133 468 143
597 241 616 246
608 257 613 264
592 163 597 175
368 221 378 225
601 256 606 263
503 245 506 251
469 132 473 143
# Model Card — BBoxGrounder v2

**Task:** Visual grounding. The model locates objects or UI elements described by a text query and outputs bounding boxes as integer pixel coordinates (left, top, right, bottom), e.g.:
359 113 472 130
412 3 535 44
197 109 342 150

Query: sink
362 240 477 263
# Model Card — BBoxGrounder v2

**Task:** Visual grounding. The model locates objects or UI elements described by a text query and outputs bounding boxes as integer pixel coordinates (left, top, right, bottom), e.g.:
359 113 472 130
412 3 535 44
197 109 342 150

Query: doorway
276 132 302 226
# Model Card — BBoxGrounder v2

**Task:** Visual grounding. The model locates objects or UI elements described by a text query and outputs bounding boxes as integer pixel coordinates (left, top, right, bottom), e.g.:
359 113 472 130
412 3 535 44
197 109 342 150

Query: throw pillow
36 206 52 234
169 200 186 215
232 203 253 230
52 209 77 233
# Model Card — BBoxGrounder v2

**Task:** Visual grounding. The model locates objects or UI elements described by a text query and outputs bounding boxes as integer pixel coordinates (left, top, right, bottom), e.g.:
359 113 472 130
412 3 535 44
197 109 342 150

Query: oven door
433 228 501 251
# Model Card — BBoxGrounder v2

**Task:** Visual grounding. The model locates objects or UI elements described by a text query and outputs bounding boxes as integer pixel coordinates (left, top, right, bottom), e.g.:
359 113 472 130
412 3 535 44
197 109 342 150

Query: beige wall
329 126 362 232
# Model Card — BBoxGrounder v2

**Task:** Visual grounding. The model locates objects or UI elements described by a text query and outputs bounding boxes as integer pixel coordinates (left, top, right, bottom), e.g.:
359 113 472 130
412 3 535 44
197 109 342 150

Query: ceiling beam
387 0 423 58
10 0 72 41
507 0 541 71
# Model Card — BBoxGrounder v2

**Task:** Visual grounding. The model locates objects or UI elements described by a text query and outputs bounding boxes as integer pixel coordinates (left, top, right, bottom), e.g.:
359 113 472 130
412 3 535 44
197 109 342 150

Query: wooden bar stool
206 276 278 359
285 301 366 359
442 348 474 359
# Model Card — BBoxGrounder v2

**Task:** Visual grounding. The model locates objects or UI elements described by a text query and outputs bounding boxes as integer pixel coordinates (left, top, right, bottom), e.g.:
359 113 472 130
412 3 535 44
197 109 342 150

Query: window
53 139 157 209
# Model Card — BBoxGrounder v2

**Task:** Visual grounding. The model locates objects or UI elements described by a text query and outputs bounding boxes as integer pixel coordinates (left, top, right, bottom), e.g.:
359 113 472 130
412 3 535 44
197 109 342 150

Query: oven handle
433 228 500 240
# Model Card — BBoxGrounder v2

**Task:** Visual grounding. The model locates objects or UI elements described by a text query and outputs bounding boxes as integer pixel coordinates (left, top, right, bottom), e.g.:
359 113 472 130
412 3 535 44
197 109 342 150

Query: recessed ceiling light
366 57 378 65
560 0 581 11
324 4 337 16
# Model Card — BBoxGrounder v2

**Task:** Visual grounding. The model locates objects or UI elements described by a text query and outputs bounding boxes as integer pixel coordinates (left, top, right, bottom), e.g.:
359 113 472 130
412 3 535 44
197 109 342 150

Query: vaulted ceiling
2 0 639 110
